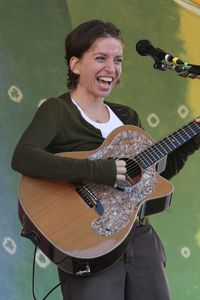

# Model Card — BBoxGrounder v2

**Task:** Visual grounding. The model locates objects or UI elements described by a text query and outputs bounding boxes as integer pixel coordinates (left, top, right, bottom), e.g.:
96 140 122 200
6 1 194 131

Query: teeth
98 76 113 83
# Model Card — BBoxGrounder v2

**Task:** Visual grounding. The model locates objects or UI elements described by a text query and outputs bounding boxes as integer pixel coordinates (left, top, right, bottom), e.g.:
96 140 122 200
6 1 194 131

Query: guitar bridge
76 185 94 208
75 184 104 216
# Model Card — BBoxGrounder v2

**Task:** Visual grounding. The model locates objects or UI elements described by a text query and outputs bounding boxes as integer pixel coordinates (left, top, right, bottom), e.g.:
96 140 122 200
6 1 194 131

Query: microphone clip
156 61 200 79
153 60 167 71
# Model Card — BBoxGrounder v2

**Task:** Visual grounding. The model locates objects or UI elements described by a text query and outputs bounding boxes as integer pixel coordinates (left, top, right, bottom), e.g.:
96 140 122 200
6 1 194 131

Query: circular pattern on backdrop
181 246 191 258
2 236 17 255
177 105 189 118
36 249 51 268
7 85 23 103
147 113 160 127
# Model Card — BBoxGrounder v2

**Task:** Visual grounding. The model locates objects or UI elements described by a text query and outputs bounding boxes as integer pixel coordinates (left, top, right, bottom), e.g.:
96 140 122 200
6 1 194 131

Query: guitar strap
105 102 140 126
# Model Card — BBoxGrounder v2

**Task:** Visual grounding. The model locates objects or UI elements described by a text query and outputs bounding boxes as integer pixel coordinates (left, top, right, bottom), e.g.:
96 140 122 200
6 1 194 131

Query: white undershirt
71 98 123 138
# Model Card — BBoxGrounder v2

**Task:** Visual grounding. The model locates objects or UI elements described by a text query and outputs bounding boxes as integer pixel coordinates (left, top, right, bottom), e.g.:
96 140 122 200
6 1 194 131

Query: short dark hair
65 19 123 90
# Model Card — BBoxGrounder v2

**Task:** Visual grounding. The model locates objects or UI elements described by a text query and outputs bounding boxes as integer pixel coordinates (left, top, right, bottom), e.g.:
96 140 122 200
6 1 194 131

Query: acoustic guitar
18 120 200 276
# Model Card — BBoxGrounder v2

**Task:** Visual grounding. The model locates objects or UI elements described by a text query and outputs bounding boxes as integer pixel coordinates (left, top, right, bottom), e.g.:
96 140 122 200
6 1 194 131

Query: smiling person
12 20 200 300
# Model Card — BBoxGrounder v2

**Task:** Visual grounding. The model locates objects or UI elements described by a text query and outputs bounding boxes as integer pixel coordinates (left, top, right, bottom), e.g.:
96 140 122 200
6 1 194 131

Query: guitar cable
32 244 71 300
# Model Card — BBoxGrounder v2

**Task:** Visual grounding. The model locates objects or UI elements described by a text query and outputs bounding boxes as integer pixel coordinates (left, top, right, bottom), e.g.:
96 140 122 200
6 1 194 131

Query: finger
116 174 126 181
116 160 126 168
117 166 126 174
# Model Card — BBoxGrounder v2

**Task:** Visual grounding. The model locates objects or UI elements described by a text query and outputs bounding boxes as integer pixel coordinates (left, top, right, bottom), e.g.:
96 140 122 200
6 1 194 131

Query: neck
70 91 110 123
71 90 105 109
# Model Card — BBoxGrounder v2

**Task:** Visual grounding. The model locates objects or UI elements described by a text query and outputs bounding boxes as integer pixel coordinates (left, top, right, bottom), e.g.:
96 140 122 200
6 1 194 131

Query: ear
69 56 80 75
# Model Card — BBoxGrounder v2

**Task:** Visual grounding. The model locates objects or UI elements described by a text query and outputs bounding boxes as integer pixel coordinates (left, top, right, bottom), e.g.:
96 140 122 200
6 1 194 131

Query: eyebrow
94 52 123 58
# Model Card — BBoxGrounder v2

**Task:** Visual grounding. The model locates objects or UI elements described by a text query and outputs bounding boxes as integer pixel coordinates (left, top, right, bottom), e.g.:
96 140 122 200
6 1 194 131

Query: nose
105 59 116 73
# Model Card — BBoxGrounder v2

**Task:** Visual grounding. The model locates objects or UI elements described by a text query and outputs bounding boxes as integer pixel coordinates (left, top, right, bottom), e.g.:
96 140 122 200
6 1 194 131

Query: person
12 19 200 300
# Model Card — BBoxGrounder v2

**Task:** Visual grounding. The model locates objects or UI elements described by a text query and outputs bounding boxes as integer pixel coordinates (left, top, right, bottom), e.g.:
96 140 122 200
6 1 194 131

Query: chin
98 89 113 98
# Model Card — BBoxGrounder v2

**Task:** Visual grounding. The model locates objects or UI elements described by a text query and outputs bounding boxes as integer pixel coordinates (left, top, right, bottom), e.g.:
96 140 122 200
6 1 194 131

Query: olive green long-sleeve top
12 92 200 185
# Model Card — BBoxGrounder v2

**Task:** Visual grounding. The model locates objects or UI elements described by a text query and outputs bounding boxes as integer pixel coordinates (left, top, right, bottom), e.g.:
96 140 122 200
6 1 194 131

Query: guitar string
77 184 98 207
81 122 200 194
87 122 200 192
85 122 200 194
113 121 197 178
137 122 197 167
116 121 197 180
125 121 200 171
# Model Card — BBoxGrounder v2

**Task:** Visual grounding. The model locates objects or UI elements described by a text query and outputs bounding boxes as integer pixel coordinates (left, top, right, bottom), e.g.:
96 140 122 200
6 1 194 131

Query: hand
116 159 126 181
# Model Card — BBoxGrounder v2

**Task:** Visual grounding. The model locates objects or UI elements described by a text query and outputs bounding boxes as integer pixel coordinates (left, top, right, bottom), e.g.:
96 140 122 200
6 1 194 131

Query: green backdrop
0 0 199 299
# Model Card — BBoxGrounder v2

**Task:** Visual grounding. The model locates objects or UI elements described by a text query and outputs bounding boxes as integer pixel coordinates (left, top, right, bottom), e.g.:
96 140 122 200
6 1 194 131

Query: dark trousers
58 224 171 300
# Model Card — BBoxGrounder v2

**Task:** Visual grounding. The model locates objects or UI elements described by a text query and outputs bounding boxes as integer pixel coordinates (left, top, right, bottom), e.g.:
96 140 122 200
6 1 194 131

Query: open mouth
97 76 114 85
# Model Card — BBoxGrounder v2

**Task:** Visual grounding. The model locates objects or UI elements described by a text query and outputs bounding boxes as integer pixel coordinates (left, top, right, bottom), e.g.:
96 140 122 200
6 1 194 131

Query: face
70 37 123 100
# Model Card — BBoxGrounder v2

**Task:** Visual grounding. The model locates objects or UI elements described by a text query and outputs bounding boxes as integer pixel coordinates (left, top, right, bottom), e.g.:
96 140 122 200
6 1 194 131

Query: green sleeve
11 99 117 186
161 134 200 180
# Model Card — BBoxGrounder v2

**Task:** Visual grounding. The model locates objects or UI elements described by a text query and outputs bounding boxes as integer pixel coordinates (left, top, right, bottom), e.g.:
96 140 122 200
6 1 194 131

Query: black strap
105 102 140 126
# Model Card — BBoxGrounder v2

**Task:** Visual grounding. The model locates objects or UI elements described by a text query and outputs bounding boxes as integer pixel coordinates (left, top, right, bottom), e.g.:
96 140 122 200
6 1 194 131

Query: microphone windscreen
136 40 152 56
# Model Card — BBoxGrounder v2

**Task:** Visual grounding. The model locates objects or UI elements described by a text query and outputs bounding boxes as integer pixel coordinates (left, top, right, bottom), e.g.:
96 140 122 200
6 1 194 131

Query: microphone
136 39 184 65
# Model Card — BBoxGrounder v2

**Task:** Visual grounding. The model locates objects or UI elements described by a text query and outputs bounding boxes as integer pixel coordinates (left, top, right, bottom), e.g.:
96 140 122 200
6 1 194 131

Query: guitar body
18 125 173 276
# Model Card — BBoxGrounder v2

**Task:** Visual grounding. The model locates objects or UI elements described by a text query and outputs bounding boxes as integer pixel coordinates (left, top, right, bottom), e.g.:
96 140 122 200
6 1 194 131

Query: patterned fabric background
0 0 199 299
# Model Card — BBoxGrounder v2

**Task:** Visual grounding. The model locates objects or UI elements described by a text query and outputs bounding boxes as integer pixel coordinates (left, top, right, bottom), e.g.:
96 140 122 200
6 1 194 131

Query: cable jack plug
21 229 41 245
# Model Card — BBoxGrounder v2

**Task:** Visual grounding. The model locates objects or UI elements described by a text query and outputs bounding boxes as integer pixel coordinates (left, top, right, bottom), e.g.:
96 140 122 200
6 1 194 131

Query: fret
134 156 149 169
187 124 196 135
173 130 187 143
145 146 161 160
182 128 192 138
136 151 154 168
164 136 179 149
154 143 167 156
157 142 169 155
192 121 200 132
135 120 200 169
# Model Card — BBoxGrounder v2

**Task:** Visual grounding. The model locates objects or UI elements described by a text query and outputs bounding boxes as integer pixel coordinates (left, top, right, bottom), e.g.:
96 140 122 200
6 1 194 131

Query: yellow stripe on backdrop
174 0 200 116
175 0 200 261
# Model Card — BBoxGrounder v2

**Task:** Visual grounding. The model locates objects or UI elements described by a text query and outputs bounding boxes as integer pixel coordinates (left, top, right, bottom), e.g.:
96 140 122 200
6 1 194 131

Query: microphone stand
152 58 200 80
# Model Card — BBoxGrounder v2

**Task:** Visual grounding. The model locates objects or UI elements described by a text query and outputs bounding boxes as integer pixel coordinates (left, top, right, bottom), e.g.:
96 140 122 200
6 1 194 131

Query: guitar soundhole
115 158 142 190
125 158 142 185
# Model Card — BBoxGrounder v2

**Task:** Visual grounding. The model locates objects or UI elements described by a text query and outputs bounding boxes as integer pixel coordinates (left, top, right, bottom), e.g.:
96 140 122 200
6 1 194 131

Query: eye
114 58 123 65
95 56 105 62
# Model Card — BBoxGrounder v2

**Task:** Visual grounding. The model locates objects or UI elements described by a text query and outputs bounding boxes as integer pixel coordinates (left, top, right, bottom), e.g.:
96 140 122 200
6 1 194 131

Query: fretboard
135 119 200 169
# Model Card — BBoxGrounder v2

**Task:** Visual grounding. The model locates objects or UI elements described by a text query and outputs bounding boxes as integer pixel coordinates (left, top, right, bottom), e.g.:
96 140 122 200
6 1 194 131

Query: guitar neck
136 119 200 169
